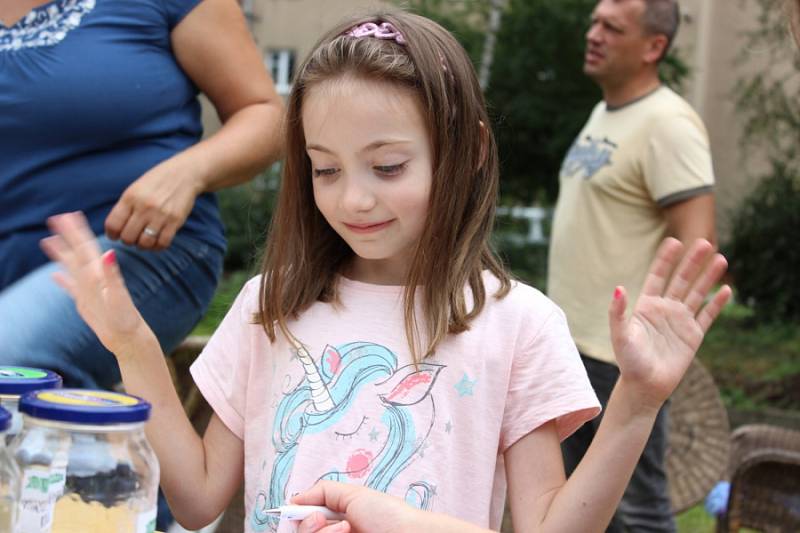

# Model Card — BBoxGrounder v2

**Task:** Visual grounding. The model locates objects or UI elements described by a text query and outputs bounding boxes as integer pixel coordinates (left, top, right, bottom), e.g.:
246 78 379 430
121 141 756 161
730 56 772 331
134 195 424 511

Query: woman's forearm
183 99 284 194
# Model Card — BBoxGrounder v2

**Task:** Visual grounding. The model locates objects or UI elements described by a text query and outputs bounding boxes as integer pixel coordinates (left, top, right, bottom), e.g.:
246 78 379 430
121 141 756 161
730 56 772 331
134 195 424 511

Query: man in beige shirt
548 0 717 531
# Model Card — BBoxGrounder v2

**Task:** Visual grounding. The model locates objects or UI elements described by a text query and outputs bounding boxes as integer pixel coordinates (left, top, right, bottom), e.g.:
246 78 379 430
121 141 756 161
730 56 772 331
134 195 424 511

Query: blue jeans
0 233 223 389
562 355 676 533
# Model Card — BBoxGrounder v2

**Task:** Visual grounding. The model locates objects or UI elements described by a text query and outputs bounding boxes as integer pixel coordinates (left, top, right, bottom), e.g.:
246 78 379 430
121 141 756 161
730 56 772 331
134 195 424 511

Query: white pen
264 504 346 521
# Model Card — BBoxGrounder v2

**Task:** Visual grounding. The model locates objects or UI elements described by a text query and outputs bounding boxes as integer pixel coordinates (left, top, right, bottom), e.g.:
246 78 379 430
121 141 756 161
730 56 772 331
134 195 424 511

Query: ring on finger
143 227 159 238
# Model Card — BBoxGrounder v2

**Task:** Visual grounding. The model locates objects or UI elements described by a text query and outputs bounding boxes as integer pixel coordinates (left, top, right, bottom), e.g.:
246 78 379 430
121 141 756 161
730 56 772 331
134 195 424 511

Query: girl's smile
343 219 396 233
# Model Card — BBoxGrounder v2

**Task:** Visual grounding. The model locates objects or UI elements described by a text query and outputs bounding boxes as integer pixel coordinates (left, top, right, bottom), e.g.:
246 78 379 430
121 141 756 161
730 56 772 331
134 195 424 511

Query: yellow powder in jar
0 504 12 532
51 494 139 533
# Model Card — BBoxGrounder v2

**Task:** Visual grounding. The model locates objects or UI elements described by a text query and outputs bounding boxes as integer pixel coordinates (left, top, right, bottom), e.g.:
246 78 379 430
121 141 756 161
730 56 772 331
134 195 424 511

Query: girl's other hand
609 237 732 410
41 212 153 357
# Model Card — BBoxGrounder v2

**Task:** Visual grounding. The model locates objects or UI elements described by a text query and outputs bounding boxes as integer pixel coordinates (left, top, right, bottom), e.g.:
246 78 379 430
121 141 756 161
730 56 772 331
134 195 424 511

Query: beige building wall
673 0 776 237
247 0 390 66
201 0 389 133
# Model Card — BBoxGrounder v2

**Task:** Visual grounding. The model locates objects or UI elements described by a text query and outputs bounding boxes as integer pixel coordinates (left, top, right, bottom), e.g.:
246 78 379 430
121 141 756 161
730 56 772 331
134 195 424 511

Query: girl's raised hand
609 238 732 410
41 212 151 357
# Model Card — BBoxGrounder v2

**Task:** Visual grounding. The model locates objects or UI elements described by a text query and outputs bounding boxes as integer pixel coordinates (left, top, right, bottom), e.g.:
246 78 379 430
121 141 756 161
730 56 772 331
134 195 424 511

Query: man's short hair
641 0 680 61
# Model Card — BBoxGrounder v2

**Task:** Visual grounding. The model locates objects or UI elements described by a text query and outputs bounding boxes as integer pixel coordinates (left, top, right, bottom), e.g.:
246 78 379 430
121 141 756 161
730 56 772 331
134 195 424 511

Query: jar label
0 367 49 379
38 389 140 407
136 506 158 533
15 443 68 533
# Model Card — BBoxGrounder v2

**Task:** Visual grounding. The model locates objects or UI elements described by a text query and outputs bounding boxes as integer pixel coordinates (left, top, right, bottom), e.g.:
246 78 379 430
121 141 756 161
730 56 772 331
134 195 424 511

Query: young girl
43 9 731 533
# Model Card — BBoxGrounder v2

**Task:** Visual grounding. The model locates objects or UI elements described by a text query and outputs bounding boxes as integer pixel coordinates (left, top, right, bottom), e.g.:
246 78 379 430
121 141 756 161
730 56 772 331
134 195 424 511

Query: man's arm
663 193 717 247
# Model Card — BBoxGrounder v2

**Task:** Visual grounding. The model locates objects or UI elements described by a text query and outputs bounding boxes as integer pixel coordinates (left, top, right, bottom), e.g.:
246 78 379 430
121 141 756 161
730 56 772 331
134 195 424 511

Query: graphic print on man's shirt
250 341 446 532
561 135 618 180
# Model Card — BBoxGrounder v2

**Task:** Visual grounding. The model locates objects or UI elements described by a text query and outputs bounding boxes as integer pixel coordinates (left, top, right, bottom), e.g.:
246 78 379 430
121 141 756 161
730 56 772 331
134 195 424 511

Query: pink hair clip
345 21 406 45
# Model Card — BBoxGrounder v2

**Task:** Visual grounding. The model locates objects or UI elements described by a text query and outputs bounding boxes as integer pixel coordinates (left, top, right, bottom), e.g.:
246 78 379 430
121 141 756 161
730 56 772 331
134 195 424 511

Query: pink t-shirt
191 273 600 532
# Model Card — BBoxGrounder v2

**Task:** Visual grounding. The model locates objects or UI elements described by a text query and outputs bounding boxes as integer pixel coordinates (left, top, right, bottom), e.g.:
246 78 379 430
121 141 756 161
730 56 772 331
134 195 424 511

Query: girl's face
303 77 432 285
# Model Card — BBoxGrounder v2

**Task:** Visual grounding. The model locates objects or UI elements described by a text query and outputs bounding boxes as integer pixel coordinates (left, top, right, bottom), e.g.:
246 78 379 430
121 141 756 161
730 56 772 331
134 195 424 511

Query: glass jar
0 406 20 532
14 389 158 533
0 366 62 443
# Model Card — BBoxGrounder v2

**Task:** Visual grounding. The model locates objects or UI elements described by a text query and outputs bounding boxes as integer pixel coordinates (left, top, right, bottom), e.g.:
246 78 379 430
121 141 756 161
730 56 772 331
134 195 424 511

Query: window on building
240 0 255 20
266 49 295 96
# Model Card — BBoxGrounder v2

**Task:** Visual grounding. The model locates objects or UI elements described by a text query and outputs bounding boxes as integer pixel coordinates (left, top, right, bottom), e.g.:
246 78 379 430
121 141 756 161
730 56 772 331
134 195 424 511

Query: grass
676 504 715 532
696 300 800 411
192 270 253 336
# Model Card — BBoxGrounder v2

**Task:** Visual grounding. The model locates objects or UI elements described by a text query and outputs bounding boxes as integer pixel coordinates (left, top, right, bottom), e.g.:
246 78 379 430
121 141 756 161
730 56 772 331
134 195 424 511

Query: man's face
584 0 654 84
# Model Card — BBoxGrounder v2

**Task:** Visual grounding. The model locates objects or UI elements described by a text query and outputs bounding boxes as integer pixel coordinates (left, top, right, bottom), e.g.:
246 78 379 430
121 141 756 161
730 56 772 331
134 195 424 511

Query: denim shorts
0 233 223 389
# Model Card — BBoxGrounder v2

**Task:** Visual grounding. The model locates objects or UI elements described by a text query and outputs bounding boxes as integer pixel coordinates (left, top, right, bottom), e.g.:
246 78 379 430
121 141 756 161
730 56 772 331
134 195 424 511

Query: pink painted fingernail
613 287 622 300
103 250 116 266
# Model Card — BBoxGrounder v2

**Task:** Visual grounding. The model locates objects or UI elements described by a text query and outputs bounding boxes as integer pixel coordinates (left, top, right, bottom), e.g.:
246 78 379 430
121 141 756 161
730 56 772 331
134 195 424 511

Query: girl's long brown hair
258 9 511 363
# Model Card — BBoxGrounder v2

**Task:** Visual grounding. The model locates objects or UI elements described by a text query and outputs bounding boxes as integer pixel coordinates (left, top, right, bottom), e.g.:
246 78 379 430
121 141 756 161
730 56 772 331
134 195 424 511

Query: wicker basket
666 359 731 513
717 424 800 533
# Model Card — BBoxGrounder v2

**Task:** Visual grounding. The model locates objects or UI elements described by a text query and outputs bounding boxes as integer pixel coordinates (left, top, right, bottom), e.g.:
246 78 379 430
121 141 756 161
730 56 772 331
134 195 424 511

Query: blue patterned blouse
0 0 226 289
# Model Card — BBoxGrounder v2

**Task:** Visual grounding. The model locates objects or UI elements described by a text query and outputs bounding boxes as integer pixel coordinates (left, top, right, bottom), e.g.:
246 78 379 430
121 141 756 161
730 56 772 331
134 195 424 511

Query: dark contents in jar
66 462 141 507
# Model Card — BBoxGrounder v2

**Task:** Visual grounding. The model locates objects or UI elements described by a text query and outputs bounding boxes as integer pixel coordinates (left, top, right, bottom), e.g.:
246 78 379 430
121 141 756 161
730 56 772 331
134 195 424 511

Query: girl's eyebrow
306 139 413 155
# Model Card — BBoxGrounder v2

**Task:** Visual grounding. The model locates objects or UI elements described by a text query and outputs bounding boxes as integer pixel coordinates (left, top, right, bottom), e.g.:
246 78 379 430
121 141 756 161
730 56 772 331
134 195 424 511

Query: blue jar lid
0 406 10 432
19 389 151 425
0 366 62 395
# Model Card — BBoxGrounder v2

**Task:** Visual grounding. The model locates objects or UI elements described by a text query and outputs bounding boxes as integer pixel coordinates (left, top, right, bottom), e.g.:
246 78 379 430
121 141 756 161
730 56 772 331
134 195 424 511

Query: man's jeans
562 355 676 533
0 233 223 389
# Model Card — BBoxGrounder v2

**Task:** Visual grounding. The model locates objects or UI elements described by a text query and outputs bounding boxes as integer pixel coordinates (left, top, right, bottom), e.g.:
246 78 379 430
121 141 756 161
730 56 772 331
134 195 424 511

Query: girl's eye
314 167 339 177
374 162 407 177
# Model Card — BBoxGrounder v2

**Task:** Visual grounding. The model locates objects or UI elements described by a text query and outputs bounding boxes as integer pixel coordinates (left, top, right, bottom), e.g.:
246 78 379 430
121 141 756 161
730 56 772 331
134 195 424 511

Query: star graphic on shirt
454 373 476 397
417 440 431 458
368 427 380 442
445 420 453 434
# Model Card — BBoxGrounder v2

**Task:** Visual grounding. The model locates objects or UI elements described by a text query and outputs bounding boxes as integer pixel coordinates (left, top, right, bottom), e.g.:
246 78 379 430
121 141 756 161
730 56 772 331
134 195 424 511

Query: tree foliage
727 163 800 323
404 0 689 204
486 0 599 203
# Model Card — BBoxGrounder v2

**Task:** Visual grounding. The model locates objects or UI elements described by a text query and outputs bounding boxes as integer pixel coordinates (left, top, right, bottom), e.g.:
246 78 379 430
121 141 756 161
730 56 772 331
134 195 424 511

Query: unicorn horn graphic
295 344 335 413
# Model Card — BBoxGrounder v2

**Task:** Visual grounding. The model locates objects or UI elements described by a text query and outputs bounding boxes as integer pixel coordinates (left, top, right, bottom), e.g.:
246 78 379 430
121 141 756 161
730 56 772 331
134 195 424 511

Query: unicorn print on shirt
250 341 445 532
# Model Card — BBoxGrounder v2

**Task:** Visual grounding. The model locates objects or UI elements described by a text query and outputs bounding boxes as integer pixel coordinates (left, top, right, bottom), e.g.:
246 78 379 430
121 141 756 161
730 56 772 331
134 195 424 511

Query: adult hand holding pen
294 481 489 533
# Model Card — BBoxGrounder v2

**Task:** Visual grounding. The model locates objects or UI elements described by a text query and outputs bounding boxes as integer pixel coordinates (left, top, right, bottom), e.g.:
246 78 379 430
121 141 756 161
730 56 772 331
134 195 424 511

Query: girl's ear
478 121 489 168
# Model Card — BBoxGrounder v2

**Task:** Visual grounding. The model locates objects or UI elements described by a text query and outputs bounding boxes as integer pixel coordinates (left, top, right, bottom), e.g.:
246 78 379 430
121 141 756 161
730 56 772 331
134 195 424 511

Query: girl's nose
340 173 377 213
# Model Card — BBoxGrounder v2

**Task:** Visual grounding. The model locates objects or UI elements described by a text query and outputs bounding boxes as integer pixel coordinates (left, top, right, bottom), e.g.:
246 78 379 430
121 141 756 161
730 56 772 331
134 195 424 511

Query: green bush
726 162 800 323
218 166 280 271
496 240 549 290
492 210 551 289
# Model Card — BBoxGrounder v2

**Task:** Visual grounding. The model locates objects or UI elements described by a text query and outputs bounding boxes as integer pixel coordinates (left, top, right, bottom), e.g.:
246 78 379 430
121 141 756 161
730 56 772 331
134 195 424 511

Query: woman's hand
105 153 204 251
293 482 490 533
104 0 285 252
610 238 732 410
293 482 421 533
41 212 154 357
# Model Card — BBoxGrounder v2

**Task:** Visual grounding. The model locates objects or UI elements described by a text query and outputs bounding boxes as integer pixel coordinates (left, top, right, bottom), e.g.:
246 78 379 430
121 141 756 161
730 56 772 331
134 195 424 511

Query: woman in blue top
0 0 283 389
